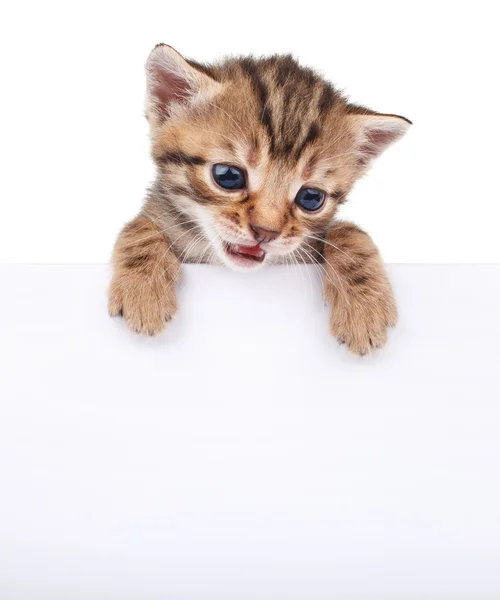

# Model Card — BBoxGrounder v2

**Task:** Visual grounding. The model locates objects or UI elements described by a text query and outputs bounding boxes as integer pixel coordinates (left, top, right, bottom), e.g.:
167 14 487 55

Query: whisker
299 246 340 294
300 241 351 306
197 232 220 264
177 231 208 264
289 248 309 300
296 252 315 300
307 234 355 261
125 213 200 248
151 224 200 278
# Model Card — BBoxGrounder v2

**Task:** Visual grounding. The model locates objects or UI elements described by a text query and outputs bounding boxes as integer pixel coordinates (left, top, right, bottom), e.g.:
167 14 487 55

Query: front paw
108 273 177 336
330 294 397 356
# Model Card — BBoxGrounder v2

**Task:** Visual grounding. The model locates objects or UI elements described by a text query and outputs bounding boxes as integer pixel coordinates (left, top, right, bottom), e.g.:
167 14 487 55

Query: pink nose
250 225 280 243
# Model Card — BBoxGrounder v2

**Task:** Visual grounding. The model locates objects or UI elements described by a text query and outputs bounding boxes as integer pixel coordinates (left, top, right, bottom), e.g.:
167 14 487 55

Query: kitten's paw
330 297 397 357
108 276 177 336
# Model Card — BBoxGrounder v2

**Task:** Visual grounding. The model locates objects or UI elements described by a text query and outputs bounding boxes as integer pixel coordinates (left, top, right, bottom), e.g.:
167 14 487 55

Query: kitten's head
145 44 410 270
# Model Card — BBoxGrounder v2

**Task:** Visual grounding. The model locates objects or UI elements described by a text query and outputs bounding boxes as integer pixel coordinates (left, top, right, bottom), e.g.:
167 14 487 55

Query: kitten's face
155 118 345 270
146 46 410 269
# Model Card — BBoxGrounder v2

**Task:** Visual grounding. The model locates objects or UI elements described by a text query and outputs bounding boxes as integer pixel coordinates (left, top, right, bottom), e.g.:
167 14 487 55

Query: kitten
109 44 411 355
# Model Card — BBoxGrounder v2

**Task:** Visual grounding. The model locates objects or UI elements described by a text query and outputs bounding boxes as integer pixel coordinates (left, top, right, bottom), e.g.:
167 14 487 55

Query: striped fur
109 45 410 354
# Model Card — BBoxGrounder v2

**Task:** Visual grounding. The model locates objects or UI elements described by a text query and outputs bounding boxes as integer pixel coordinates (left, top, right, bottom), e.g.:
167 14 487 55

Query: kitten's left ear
145 44 220 126
352 113 412 168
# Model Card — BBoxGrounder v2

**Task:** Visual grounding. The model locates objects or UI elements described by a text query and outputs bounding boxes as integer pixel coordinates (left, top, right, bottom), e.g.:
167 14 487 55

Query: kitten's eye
212 164 246 190
294 188 325 212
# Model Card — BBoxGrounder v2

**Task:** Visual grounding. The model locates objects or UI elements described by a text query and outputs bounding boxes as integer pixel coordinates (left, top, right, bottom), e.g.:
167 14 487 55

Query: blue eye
212 164 246 190
295 188 326 211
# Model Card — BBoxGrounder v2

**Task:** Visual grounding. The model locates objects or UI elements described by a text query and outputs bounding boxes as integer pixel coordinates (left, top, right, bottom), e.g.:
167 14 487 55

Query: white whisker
307 234 355 261
300 241 350 306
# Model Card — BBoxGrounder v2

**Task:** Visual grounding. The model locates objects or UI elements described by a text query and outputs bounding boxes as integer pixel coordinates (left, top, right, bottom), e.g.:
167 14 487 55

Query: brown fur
324 223 397 355
109 45 410 354
109 214 180 335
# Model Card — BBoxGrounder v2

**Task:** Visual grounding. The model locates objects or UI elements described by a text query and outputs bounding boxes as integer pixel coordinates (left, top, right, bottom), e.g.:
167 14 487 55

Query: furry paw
330 296 397 356
108 275 177 336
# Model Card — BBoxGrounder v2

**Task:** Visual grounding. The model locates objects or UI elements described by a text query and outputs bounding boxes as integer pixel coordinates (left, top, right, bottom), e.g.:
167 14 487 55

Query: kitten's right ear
145 44 220 125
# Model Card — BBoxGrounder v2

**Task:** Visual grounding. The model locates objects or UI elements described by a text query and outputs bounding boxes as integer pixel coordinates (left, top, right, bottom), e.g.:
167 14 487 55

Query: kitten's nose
250 225 280 244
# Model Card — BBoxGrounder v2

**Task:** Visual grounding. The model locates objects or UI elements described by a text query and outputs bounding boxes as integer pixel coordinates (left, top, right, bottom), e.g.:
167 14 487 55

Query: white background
1 3 500 598
0 0 499 263
1 264 499 598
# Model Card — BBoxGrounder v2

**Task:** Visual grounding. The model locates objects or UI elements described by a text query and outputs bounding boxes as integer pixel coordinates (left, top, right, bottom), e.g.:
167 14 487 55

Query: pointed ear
351 113 411 169
145 44 220 125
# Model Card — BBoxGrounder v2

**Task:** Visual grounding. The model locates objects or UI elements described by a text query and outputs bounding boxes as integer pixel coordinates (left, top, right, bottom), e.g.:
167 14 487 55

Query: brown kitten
109 44 410 355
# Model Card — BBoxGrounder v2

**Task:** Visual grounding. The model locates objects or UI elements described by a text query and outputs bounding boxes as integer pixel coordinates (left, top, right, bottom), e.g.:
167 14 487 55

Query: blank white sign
0 265 499 599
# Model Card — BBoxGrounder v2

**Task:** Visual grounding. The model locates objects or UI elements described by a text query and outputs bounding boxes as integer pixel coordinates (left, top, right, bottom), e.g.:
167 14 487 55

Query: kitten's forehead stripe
237 56 338 161
295 122 321 160
318 84 337 114
239 59 275 155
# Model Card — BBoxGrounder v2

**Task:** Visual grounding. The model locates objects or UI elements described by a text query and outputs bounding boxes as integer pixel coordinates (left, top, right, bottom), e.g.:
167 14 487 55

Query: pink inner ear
359 128 397 163
151 67 191 111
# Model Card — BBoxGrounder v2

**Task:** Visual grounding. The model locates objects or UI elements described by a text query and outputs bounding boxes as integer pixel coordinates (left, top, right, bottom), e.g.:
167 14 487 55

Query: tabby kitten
109 44 411 355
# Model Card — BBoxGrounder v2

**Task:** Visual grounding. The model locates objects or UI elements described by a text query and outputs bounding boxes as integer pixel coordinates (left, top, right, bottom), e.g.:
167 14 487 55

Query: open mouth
223 242 266 266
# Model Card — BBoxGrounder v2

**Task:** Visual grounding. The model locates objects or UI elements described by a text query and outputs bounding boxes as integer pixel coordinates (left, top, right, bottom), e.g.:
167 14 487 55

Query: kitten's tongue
232 244 265 258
